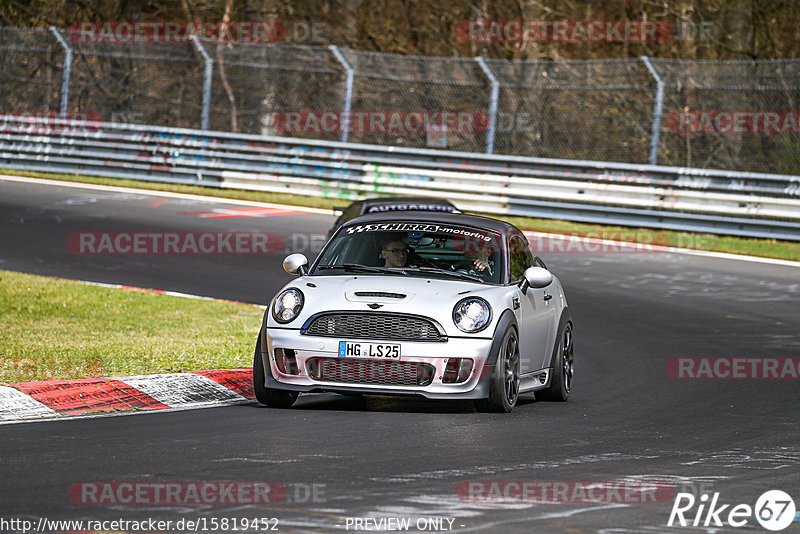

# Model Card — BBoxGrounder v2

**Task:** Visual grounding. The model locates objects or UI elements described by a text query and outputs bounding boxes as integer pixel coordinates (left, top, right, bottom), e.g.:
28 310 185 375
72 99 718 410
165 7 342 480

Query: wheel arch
546 307 573 370
486 309 519 368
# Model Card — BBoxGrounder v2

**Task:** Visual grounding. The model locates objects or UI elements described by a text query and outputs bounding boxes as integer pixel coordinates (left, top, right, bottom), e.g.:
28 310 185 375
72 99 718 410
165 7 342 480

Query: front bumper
261 327 494 400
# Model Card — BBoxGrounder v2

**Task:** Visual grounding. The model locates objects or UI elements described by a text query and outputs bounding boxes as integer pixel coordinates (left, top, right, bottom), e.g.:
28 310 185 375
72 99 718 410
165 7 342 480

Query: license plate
338 341 401 359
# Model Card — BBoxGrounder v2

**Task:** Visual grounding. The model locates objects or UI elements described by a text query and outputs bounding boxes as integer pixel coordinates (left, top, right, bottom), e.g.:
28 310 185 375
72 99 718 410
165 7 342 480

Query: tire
537 322 573 402
475 327 520 413
253 333 298 408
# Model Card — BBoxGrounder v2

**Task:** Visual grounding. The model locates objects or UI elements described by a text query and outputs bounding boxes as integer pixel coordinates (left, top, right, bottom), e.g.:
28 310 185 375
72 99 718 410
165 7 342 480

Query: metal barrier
1 115 799 241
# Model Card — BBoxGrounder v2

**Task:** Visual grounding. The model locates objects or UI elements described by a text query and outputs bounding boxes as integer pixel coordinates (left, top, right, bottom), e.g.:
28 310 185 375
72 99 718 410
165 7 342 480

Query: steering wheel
452 259 493 277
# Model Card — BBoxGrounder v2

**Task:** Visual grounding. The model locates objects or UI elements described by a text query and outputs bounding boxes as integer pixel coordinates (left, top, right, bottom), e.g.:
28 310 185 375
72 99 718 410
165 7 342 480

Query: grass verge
0 270 264 384
3 168 799 262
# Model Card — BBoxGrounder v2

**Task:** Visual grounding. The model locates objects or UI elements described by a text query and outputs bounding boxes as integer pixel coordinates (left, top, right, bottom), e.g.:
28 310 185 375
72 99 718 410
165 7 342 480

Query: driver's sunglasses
384 248 408 254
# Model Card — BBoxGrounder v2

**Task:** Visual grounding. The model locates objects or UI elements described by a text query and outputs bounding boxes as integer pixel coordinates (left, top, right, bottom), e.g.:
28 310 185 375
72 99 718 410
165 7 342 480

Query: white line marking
654 246 800 268
65 279 266 308
0 174 335 215
523 230 800 268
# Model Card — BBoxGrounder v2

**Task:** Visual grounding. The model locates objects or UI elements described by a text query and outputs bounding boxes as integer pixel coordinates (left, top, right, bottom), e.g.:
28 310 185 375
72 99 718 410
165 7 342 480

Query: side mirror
283 253 308 275
520 266 553 294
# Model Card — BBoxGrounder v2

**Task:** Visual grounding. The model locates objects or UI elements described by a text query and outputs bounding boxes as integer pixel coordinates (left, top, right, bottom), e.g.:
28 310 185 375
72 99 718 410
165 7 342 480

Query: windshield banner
344 222 493 243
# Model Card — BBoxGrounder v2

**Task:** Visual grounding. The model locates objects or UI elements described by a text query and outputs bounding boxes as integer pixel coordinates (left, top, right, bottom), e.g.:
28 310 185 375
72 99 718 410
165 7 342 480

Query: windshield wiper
402 266 486 284
317 264 406 275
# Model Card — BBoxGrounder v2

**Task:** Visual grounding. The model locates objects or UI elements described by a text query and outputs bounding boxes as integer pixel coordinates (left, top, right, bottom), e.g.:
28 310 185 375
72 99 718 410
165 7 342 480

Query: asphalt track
1 176 799 533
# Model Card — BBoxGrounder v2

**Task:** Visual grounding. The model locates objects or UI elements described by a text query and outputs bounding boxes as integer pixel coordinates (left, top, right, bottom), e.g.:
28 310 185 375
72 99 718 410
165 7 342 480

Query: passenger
380 236 410 268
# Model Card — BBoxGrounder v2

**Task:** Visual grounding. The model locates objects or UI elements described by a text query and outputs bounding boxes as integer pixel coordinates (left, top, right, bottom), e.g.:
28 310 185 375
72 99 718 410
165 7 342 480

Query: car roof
339 210 520 235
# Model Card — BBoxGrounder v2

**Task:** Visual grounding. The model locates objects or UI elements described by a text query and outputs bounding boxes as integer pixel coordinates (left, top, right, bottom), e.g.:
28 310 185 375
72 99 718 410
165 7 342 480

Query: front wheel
475 327 520 413
537 322 573 402
253 334 298 408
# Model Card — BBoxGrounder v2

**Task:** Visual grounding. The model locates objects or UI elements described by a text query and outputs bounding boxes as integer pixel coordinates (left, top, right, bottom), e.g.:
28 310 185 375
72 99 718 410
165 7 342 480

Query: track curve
1 176 798 533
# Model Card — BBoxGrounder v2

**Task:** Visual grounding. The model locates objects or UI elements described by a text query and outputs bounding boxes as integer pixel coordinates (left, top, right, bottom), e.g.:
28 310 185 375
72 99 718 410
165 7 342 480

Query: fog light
274 348 300 375
442 358 473 383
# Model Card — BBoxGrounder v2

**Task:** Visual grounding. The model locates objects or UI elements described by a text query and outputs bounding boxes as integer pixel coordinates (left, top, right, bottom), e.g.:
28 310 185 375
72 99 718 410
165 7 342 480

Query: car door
509 234 557 373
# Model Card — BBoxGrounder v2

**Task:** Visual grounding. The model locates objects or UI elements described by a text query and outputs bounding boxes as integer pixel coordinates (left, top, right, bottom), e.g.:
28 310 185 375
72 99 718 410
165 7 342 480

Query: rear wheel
475 327 520 413
253 334 298 408
537 323 573 401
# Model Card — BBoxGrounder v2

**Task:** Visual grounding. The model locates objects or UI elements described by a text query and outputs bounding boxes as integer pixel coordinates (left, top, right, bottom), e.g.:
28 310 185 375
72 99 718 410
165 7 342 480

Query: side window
345 203 363 221
332 203 360 230
508 235 534 282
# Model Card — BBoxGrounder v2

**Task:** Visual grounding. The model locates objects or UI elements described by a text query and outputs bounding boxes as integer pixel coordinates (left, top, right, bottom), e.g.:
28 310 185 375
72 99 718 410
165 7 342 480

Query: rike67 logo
668 490 796 531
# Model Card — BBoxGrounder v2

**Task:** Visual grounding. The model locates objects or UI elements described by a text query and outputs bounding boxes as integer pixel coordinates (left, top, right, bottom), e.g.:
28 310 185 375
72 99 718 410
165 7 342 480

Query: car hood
270 274 517 337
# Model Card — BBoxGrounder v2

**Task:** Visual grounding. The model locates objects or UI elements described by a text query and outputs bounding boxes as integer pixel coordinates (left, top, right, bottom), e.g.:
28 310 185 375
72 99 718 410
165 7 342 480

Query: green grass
3 168 800 261
0 270 264 384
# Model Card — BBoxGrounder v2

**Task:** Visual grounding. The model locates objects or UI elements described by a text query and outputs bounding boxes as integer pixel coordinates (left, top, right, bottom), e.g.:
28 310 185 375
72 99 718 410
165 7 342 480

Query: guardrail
2 116 799 241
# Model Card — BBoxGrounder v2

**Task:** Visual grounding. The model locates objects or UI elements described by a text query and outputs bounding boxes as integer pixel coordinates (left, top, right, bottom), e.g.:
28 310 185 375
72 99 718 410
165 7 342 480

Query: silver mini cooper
253 212 573 412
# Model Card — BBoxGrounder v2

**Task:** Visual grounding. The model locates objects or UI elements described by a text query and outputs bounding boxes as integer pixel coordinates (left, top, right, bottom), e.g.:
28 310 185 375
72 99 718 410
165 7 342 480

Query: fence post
328 45 354 144
640 56 665 166
189 35 213 130
49 27 72 119
474 56 499 154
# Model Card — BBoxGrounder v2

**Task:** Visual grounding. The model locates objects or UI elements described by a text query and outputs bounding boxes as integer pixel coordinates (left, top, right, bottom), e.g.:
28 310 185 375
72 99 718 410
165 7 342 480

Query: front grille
306 357 435 386
353 291 406 299
304 312 443 341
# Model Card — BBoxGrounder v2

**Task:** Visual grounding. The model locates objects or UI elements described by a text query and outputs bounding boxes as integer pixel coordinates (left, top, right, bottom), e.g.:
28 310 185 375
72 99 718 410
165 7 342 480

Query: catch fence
2 26 799 174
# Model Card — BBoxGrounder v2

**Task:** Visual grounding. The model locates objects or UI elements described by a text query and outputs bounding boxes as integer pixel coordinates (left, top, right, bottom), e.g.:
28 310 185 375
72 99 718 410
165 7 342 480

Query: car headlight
272 288 304 324
453 297 492 333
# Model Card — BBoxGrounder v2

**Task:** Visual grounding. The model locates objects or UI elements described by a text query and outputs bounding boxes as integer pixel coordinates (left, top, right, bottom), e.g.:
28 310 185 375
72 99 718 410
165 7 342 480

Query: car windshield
313 222 504 284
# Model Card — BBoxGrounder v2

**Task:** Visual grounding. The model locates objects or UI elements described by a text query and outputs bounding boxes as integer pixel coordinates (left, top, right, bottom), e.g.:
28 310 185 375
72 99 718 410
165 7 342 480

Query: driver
464 248 493 276
453 237 495 277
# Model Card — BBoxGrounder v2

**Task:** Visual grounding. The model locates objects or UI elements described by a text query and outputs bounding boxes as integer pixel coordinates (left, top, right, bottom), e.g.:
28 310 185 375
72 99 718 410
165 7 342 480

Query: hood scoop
353 291 406 299
346 290 412 303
